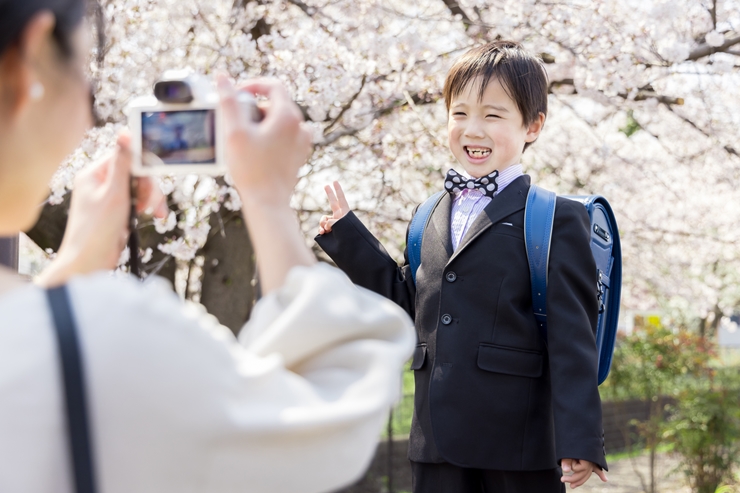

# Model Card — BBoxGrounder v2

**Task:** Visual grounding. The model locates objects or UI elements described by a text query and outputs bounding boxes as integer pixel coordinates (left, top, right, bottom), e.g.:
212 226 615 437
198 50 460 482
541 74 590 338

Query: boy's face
447 77 544 178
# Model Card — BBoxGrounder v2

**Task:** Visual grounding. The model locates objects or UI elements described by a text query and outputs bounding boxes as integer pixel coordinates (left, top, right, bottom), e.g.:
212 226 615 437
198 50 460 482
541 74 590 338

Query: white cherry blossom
32 0 740 330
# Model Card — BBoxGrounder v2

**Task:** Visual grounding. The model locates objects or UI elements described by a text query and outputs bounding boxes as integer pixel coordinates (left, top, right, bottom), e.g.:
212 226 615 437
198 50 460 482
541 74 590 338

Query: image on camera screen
141 110 216 166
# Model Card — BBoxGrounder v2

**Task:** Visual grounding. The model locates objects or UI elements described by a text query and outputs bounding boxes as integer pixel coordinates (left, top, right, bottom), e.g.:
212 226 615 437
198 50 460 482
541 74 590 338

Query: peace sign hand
319 181 351 235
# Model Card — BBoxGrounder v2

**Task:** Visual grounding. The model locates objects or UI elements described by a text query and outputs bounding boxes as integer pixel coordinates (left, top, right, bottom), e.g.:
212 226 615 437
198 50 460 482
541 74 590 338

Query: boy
316 41 608 492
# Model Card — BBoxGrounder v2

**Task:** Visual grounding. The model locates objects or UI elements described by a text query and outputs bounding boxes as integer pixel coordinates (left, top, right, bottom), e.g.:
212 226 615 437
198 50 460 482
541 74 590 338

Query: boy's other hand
561 458 607 489
319 181 351 235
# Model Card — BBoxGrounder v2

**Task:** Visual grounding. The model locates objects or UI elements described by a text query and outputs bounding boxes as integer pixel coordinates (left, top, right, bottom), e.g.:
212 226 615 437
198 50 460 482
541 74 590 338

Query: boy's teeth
466 147 491 157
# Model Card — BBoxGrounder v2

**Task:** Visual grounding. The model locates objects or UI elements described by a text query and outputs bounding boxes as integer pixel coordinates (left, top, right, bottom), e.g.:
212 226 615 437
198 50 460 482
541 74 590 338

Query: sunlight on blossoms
28 0 740 326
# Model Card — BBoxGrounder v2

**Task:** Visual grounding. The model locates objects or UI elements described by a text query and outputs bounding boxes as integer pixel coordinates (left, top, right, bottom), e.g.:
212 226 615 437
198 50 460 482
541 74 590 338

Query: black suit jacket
316 175 607 471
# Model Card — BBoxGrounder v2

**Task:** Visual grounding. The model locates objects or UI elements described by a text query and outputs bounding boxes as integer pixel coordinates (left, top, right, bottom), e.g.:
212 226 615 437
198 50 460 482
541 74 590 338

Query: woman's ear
524 112 546 143
0 11 56 119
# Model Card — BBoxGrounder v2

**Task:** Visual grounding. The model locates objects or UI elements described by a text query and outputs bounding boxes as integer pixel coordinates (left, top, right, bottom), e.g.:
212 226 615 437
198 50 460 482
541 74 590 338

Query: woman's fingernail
216 74 231 95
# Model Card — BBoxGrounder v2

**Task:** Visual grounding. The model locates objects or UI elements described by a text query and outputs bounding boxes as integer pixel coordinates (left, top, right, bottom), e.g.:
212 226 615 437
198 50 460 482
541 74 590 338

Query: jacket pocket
490 222 524 240
410 343 427 370
477 343 543 378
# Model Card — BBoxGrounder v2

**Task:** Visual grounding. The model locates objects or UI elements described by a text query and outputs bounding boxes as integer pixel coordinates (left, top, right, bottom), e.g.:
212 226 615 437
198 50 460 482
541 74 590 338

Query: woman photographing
0 1 415 492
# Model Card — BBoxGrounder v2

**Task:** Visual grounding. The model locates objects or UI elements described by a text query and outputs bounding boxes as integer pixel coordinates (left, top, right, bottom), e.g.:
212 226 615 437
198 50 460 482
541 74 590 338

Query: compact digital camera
127 70 261 176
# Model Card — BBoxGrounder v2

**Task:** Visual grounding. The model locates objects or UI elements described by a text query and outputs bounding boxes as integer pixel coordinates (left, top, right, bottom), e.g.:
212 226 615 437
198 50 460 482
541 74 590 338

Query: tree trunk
24 194 256 334
199 210 256 335
136 217 177 286
25 194 178 286
25 195 71 253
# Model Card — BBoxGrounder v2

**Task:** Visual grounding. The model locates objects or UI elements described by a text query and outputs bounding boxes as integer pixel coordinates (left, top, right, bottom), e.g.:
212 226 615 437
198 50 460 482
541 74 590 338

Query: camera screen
141 110 216 166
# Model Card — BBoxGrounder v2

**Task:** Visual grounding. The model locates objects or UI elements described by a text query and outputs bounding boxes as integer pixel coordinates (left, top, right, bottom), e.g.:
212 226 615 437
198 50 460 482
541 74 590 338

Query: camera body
127 70 260 176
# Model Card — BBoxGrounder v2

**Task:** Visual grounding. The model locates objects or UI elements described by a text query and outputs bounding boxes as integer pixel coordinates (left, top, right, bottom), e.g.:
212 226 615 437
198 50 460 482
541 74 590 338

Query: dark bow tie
444 169 499 198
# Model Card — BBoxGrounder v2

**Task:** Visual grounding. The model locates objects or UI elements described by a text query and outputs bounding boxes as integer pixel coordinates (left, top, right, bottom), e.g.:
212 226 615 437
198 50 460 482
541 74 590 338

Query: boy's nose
463 120 486 138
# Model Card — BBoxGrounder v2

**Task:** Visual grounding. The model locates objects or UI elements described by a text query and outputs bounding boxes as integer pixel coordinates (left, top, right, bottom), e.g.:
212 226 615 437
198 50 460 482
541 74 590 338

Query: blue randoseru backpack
407 185 622 385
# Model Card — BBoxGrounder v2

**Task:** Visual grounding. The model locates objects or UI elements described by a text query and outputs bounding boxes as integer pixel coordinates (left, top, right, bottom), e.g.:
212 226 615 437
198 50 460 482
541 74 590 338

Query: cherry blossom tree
26 0 740 333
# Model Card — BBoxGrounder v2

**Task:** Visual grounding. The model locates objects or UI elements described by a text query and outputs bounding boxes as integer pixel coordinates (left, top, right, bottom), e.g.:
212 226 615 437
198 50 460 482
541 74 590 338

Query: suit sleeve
315 211 417 319
546 198 607 471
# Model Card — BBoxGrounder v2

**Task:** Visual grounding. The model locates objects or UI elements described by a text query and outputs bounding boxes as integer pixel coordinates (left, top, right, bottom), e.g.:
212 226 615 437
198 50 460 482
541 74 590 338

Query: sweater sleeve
69 264 415 493
546 198 608 471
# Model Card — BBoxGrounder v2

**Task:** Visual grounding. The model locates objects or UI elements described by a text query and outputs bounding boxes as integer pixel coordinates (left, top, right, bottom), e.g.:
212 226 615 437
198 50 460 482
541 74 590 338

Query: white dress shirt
449 164 524 250
0 264 415 493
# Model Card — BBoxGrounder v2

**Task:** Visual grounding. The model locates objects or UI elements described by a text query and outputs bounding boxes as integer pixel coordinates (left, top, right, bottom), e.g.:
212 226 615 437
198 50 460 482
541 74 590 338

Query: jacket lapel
427 192 454 258
448 175 531 264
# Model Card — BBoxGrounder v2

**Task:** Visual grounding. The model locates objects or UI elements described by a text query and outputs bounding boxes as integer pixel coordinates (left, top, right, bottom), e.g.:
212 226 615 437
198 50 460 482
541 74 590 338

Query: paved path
580 453 690 493
340 448 698 493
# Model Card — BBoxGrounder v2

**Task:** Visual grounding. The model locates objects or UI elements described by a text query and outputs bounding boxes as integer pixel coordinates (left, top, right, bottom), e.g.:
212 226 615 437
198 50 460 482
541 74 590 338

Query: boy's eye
486 114 500 119
452 112 466 116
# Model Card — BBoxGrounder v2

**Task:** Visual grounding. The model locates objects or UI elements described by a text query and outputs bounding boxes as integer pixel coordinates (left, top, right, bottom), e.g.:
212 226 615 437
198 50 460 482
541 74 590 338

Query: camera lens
154 81 193 103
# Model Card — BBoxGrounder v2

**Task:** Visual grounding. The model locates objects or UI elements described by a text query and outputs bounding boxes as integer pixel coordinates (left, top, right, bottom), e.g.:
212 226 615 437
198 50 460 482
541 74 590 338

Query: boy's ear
524 112 546 143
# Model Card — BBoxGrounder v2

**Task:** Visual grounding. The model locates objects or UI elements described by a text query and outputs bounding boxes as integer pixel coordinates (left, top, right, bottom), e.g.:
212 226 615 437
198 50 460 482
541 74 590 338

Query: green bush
600 325 714 403
599 325 715 493
663 369 740 493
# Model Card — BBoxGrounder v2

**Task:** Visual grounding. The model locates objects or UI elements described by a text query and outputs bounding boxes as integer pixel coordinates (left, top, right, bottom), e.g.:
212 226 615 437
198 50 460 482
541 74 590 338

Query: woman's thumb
217 73 252 138
105 130 133 188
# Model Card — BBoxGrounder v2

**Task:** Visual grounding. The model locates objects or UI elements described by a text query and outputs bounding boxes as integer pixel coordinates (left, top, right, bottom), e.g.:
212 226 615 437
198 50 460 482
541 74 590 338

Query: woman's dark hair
0 0 89 59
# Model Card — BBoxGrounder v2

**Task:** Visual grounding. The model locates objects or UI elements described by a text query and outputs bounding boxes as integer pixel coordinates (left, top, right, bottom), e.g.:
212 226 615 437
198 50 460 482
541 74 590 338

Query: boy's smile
464 145 492 161
447 77 544 178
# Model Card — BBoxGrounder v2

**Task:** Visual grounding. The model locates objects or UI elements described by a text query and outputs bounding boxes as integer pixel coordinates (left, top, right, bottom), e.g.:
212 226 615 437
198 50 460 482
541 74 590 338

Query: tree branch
320 90 441 146
323 74 367 133
549 78 574 92
441 0 473 29
284 0 316 17
233 0 271 40
627 90 684 106
283 0 342 36
549 78 684 106
687 33 740 61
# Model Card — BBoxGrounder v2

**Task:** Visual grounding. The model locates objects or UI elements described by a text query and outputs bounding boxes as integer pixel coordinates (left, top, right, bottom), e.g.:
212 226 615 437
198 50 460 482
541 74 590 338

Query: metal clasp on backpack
597 271 606 313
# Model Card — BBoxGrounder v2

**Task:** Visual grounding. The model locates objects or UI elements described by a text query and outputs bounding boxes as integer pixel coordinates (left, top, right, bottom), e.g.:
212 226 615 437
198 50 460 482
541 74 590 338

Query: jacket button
445 271 457 282
441 314 452 325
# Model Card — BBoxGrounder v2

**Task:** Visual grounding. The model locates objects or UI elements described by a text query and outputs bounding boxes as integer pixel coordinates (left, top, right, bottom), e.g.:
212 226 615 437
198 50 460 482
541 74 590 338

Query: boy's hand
561 459 607 489
319 181 351 235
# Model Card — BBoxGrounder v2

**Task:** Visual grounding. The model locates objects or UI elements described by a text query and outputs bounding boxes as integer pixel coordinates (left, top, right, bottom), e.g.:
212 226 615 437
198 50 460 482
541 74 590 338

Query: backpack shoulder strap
47 285 98 493
408 191 445 284
524 185 557 341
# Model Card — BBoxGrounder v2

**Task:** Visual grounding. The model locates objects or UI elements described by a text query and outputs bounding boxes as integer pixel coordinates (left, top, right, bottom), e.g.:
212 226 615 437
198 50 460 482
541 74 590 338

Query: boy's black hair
443 40 549 150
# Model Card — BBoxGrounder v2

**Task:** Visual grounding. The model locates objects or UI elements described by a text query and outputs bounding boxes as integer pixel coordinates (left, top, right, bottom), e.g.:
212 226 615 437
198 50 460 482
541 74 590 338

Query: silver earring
30 82 45 100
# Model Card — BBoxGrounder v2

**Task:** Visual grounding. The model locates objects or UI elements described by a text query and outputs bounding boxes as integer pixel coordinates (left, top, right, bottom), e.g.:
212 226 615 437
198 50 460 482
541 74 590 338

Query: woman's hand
37 132 167 287
217 75 315 294
318 181 351 235
218 75 312 204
